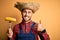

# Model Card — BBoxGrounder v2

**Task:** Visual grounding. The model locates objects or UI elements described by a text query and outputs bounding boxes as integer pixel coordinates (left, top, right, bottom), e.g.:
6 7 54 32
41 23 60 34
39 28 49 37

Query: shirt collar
21 20 32 25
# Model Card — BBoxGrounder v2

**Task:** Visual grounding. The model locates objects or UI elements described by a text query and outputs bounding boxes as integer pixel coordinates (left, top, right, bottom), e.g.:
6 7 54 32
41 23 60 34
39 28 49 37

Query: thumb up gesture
37 20 45 31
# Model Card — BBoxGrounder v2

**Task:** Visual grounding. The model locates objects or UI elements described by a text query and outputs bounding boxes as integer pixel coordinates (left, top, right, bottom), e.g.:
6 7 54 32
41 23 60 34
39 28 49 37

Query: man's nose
26 12 28 16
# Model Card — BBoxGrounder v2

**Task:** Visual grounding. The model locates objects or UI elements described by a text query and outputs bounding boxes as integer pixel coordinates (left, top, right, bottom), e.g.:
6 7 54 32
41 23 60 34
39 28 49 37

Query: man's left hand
37 20 45 31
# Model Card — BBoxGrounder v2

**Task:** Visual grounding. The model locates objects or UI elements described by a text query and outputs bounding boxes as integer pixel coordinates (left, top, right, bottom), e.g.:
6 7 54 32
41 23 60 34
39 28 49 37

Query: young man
7 2 50 40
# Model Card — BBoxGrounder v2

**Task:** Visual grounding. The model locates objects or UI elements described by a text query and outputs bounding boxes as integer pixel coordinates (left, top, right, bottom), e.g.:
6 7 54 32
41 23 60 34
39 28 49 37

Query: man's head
21 8 33 22
15 2 40 22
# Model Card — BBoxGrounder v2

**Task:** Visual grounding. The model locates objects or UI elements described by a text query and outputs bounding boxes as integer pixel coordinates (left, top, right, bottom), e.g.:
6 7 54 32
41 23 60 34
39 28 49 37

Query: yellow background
0 0 60 40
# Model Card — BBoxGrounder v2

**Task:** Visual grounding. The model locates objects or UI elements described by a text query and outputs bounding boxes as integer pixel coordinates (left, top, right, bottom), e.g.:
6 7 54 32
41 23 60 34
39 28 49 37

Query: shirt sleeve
38 30 50 40
11 24 20 40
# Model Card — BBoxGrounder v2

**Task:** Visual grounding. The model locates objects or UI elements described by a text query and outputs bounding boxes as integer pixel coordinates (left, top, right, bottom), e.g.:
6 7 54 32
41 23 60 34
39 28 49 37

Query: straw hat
14 2 40 13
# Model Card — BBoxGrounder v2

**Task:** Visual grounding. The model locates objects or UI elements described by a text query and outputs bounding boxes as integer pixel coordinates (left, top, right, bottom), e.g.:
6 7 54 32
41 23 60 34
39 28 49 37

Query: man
7 2 50 40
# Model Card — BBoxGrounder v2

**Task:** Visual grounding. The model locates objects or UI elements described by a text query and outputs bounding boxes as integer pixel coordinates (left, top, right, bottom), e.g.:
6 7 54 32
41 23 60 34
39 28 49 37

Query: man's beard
22 16 31 22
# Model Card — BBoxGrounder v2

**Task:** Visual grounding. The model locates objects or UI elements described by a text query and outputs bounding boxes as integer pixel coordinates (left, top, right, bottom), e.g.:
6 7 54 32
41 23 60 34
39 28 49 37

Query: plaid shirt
11 20 50 40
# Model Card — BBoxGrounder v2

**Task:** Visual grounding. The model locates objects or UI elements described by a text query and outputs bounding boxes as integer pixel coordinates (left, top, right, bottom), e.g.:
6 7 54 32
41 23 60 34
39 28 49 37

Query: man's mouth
24 17 29 18
23 16 31 21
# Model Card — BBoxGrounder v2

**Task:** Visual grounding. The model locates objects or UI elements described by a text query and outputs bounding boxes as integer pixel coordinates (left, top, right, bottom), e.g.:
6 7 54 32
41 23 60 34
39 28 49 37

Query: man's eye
28 11 31 13
23 11 26 13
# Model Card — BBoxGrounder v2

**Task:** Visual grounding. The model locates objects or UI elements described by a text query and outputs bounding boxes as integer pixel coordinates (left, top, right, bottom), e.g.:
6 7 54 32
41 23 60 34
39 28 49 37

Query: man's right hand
7 28 13 39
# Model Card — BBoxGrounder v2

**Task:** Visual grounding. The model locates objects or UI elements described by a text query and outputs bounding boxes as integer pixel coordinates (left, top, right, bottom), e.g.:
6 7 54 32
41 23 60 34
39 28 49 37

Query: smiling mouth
23 16 31 22
25 17 28 18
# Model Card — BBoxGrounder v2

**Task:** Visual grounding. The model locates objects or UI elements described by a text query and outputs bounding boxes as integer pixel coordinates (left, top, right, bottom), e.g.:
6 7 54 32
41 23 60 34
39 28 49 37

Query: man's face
21 9 33 22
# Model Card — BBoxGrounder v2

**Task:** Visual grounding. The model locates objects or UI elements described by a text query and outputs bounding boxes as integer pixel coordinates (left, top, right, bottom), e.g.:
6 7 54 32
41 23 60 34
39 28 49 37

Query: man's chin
23 18 31 22
25 20 29 22
24 19 31 22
